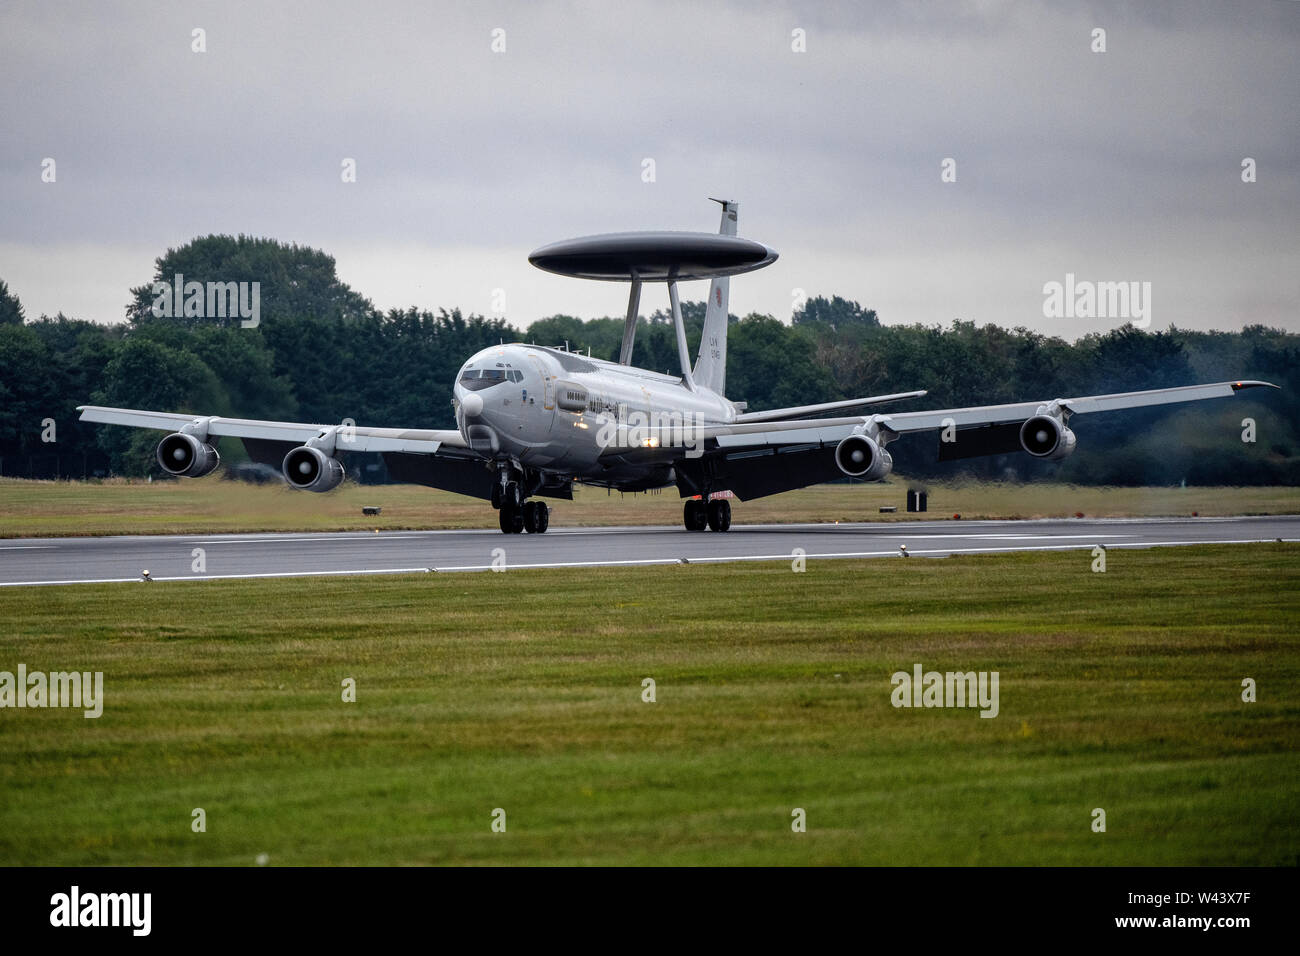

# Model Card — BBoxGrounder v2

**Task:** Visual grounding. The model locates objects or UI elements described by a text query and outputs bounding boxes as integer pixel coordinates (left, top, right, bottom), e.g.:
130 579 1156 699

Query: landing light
641 437 660 448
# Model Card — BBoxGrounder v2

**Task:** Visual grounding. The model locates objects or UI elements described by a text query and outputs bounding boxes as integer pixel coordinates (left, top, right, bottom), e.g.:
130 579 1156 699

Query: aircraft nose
460 391 484 418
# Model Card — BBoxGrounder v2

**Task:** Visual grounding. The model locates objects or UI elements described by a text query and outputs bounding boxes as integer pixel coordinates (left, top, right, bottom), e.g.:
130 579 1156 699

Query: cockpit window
459 368 509 391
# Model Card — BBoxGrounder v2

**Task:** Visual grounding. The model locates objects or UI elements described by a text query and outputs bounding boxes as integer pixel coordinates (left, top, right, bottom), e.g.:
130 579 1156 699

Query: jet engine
1019 415 1077 460
282 445 345 492
156 432 220 478
834 433 893 480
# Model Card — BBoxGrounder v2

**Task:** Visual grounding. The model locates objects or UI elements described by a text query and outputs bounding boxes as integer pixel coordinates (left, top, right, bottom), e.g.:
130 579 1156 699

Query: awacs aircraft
80 200 1276 534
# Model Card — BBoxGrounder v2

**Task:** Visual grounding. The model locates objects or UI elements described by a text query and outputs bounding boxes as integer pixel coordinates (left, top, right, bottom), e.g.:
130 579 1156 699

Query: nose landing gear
493 466 550 534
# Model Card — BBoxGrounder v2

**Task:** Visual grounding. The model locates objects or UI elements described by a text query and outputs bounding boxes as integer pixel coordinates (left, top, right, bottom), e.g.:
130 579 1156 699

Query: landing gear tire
499 504 524 534
523 500 550 534
706 499 731 532
491 483 502 510
683 499 708 532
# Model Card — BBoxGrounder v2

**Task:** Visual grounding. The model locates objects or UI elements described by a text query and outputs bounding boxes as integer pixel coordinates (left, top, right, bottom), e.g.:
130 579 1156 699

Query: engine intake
282 445 345 492
1019 415 1077 460
834 434 893 480
156 432 220 478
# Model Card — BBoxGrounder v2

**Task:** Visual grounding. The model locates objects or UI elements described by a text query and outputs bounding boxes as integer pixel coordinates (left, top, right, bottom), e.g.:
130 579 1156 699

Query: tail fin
693 198 737 395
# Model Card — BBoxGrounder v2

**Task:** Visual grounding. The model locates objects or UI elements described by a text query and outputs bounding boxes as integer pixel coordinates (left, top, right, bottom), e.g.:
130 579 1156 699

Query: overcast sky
2 0 1297 338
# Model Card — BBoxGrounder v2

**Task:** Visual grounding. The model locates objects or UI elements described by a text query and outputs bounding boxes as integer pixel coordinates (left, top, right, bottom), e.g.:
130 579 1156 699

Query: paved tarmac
0 515 1295 587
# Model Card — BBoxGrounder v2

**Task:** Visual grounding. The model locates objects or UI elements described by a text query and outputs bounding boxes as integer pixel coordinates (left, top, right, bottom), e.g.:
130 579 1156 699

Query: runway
0 515 1295 587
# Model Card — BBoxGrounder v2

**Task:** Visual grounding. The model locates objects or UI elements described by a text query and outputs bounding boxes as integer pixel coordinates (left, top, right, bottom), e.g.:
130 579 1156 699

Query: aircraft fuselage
453 343 733 485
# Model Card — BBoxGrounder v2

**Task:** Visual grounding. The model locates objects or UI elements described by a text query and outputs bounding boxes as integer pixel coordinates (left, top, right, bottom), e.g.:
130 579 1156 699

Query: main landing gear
492 473 550 534
684 497 730 532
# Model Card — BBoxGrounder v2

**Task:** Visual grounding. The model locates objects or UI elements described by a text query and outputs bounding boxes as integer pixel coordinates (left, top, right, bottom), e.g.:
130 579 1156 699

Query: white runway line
429 537 1290 573
186 529 505 543
889 533 1133 540
0 567 434 587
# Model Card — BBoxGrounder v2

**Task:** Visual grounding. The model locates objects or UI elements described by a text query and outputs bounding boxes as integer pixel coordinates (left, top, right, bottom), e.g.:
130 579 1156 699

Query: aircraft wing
599 380 1277 502
76 405 469 455
706 380 1278 447
854 380 1278 436
600 380 1277 453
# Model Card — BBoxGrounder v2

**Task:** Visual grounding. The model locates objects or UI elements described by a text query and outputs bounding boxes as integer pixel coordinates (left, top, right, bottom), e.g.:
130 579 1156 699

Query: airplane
79 199 1277 534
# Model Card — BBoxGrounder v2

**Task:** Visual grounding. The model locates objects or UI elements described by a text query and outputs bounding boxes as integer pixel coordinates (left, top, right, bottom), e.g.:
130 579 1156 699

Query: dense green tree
727 314 836 410
126 235 375 328
0 280 25 325
523 315 625 361
793 294 879 330
90 337 227 475
0 324 51 455
21 315 122 464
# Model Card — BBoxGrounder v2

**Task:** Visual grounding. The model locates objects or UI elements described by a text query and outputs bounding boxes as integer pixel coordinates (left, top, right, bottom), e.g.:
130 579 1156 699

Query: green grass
2 475 1298 537
1 544 1297 865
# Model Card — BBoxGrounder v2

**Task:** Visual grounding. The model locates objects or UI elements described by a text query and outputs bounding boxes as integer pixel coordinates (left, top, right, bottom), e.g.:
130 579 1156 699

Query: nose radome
460 392 484 417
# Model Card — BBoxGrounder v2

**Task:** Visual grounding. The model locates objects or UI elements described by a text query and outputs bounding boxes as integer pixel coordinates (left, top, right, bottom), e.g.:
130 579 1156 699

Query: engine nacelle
282 445 345 492
156 432 220 478
834 434 893 480
1019 415 1077 460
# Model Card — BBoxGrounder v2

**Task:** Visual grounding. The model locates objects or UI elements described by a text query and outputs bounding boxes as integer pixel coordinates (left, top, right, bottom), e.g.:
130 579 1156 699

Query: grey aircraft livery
79 201 1277 534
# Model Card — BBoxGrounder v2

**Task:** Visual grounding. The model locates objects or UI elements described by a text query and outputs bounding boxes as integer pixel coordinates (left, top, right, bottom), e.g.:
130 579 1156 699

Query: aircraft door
525 354 556 435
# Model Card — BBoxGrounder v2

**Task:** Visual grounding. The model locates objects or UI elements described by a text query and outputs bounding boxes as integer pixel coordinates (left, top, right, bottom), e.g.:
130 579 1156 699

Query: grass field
1 543 1296 866
2 475 1298 537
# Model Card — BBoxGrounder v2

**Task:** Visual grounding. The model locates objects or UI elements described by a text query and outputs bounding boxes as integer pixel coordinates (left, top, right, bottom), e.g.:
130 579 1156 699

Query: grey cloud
0 0 1295 332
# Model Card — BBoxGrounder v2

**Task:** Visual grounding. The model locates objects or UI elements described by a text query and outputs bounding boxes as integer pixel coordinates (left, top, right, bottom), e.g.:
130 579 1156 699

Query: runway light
899 545 909 558
141 569 151 582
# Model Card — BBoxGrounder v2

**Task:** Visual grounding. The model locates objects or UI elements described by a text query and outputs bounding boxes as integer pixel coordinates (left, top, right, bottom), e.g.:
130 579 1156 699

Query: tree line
0 236 1295 486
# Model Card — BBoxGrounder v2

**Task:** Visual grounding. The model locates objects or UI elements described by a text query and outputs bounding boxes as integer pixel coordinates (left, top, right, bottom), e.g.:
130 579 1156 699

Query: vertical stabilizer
693 198 737 395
